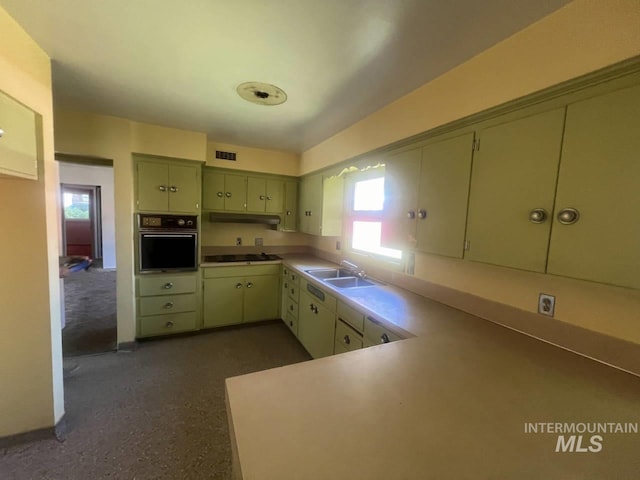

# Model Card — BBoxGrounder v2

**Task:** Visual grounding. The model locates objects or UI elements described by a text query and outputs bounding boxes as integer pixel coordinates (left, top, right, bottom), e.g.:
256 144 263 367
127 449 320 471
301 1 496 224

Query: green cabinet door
0 90 38 179
547 84 640 289
202 170 225 210
298 290 335 358
299 175 323 235
416 132 474 258
282 181 298 231
168 164 200 213
224 174 247 211
244 274 280 323
203 277 244 327
246 177 266 212
265 179 284 213
137 161 169 212
465 108 566 272
381 148 421 249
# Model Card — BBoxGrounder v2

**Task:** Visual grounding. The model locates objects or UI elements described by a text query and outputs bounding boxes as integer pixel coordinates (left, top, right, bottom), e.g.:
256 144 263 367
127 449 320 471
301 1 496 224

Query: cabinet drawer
334 319 363 353
139 311 198 337
285 311 298 337
301 279 337 311
204 264 280 278
363 316 402 347
139 293 197 317
287 282 300 303
138 275 196 296
337 301 364 333
284 298 299 318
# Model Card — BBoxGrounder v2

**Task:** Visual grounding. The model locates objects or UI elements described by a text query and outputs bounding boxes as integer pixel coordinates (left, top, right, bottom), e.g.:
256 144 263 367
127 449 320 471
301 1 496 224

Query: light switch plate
255 237 263 246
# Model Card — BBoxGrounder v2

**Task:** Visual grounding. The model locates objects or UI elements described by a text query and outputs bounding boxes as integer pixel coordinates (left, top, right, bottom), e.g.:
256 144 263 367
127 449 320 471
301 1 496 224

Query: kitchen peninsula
226 257 640 480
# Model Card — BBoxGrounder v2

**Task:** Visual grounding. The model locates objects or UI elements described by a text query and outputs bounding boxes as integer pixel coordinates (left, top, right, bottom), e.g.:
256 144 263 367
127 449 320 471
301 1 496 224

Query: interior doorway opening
57 156 117 357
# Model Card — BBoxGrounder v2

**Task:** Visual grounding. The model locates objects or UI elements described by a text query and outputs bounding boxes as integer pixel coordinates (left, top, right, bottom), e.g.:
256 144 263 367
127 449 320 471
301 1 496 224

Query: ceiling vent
215 150 237 161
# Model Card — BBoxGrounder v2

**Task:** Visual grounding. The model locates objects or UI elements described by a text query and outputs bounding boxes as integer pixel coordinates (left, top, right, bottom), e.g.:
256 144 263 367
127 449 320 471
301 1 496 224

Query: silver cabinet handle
164 302 174 309
343 335 351 345
165 321 174 328
407 210 416 219
291 275 296 280
289 320 294 327
259 195 265 200
286 210 292 215
266 195 272 200
0 128 4 138
225 192 232 198
246 282 254 288
380 333 390 344
284 282 288 289
290 288 295 295
217 191 223 197
557 208 580 225
163 282 173 289
235 283 243 289
289 304 294 311
169 186 178 193
529 208 548 224
417 209 427 220
309 303 314 311
159 185 167 192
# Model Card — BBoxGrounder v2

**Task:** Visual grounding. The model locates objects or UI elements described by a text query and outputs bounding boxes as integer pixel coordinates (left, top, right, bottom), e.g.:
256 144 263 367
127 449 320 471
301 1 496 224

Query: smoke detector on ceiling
237 82 287 106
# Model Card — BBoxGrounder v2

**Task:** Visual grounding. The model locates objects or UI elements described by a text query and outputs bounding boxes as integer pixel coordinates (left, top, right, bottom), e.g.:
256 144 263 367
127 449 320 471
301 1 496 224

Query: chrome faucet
341 260 366 279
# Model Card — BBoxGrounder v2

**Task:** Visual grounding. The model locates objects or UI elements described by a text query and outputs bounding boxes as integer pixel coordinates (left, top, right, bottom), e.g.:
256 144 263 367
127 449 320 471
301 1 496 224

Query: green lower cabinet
202 266 280 328
298 289 336 359
334 320 363 354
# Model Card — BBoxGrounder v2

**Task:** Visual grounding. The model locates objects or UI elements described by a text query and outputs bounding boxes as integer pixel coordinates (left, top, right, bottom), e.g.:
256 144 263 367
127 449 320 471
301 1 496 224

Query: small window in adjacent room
347 175 402 261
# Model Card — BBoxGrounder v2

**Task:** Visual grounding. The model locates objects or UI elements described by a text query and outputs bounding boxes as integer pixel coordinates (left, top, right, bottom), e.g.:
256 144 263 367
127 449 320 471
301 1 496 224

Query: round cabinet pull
309 303 314 311
313 306 319 314
557 208 580 225
529 208 548 224
417 209 427 220
284 282 288 289
289 305 294 311
290 288 295 295
225 192 232 198
164 302 174 309
259 195 265 200
169 186 178 193
380 333 390 344
266 195 272 200
165 321 174 328
163 282 173 289
286 210 291 215
343 335 351 345
407 210 416 219
235 283 243 289
0 128 4 138
216 191 223 197
159 185 167 192
246 282 253 288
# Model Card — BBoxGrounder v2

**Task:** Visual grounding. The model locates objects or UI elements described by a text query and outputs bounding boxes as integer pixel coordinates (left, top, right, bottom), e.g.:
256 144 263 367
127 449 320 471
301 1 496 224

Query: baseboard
0 415 66 449
117 341 137 352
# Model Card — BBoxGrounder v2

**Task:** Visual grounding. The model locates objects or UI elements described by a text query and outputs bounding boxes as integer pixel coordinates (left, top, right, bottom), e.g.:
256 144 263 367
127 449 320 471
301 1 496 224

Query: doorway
57 159 117 357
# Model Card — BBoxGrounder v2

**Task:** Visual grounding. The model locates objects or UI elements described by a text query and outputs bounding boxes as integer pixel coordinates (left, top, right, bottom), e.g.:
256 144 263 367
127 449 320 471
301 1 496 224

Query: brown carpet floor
1 322 311 479
62 265 117 357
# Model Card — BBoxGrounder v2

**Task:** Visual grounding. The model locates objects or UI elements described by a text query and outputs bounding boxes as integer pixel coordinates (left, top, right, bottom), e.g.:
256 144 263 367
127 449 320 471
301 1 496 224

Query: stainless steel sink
323 276 376 289
305 268 354 279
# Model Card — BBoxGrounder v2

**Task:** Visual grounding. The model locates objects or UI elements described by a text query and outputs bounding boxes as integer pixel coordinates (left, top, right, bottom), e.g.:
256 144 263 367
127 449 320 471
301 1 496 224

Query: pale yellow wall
0 6 64 436
54 110 208 343
301 0 640 345
206 141 299 176
201 222 308 247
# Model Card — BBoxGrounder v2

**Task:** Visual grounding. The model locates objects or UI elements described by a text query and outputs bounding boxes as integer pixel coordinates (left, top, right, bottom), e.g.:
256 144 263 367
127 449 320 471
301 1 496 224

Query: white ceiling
1 0 570 153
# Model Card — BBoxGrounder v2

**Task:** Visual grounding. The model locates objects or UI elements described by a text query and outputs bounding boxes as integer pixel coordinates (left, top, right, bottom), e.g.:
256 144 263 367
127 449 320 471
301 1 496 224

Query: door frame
60 183 103 259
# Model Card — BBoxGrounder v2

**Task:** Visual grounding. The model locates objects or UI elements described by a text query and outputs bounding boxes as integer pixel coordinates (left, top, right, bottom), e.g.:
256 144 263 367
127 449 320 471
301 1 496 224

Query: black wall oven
138 214 198 273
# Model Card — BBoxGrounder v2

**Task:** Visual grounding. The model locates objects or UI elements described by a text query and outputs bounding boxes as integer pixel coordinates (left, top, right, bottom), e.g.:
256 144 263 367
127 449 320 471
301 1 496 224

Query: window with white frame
346 172 402 260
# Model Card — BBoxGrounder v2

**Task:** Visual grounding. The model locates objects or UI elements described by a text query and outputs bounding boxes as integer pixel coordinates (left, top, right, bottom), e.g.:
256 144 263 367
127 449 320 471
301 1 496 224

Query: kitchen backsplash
200 221 309 248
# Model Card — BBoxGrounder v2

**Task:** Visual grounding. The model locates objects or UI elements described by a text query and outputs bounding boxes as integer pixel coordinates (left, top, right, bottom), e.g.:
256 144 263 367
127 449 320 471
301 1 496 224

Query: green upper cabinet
202 170 247 212
464 108 566 272
135 157 201 213
246 177 284 213
298 174 343 236
0 89 38 180
381 148 421 249
547 83 640 289
281 180 298 231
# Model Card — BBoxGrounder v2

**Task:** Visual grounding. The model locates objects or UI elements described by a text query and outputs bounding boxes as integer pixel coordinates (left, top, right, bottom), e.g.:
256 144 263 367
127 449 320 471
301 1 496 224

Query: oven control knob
186 220 193 226
177 219 185 226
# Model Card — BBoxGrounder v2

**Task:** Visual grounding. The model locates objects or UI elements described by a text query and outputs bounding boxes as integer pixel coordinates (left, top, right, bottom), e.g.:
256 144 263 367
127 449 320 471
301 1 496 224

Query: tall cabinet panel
547 84 640 289
168 164 200 213
464 108 566 272
416 132 474 258
137 161 169 212
381 148 421 249
0 90 38 180
281 180 298 231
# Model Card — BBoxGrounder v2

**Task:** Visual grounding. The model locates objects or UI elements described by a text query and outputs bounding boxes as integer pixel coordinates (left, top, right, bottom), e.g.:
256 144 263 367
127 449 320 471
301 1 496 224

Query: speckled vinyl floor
1 322 311 479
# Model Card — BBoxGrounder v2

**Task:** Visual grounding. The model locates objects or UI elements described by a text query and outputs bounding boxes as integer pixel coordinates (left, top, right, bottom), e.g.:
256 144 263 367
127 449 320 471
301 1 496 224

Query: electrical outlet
235 237 242 246
538 293 555 317
255 237 263 247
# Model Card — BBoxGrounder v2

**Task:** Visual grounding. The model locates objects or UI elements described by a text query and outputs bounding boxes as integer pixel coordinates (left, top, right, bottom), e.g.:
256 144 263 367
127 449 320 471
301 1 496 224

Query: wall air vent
216 150 237 161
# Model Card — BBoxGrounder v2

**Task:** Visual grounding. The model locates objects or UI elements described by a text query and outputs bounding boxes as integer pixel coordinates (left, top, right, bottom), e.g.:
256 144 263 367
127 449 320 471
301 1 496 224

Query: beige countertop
226 255 640 479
